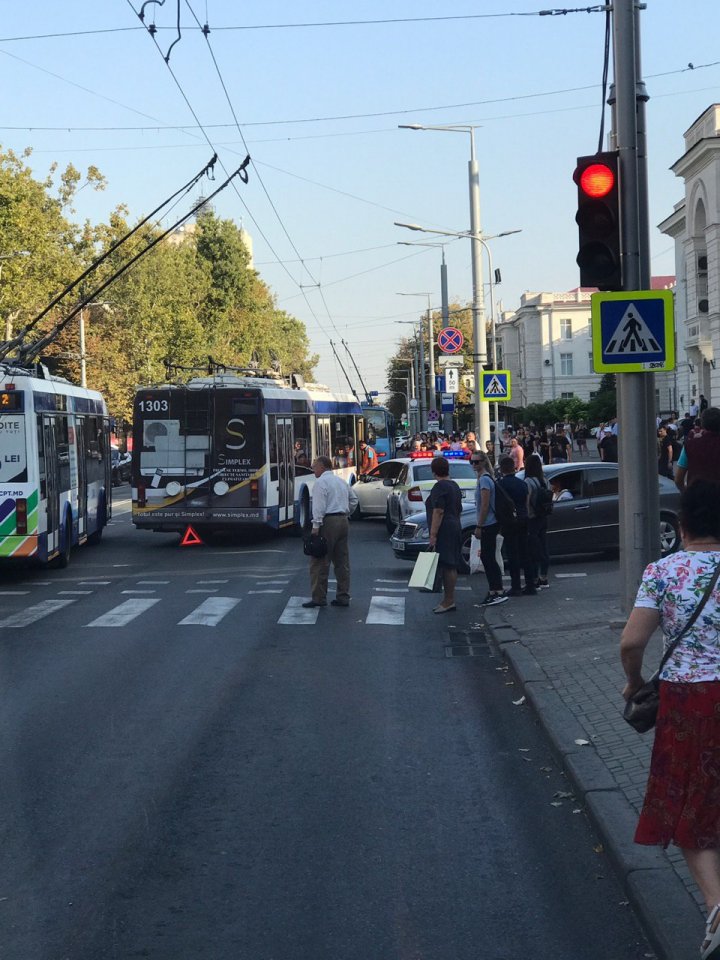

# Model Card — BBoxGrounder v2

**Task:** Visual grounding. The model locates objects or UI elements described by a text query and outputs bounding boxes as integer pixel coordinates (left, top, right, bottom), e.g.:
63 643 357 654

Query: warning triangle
180 525 204 547
484 375 507 397
604 304 661 356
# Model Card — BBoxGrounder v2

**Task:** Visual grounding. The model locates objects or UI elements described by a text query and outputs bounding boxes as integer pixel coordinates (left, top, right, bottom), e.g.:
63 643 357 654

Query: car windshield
413 462 475 481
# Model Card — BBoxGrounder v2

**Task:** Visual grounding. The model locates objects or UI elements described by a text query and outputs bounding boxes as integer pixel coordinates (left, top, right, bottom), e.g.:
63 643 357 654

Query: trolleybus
131 373 364 535
0 362 112 566
361 402 396 461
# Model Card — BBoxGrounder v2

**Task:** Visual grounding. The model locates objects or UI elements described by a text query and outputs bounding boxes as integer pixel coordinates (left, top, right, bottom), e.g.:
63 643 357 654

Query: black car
390 461 681 574
111 448 132 486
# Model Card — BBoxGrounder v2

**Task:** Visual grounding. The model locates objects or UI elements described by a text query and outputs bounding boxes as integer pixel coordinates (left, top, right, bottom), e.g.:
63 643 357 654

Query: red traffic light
578 162 615 199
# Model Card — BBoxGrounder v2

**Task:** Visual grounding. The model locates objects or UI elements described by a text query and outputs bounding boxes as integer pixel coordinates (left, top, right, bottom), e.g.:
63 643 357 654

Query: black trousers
527 516 549 578
479 522 503 592
502 519 536 590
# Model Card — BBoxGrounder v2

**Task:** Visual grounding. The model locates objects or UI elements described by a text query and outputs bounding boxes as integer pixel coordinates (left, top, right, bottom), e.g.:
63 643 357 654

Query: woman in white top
621 481 720 960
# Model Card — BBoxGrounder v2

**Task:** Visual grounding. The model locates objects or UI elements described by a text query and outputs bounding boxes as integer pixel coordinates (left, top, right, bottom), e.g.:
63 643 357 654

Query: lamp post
395 222 521 442
396 358 417 433
1 250 31 341
399 123 488 440
79 301 113 387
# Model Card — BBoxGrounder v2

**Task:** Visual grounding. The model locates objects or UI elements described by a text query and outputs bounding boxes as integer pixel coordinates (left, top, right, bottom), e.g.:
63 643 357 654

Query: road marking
59 590 93 596
0 590 30 596
137 580 170 585
456 586 472 591
87 598 159 627
375 579 408 583
278 596 320 625
113 564 132 567
248 589 283 594
22 581 52 586
555 573 588 578
122 589 156 595
256 580 289 585
79 581 111 586
198 579 228 584
373 587 409 593
0 599 76 628
366 596 405 625
186 588 219 594
179 597 241 626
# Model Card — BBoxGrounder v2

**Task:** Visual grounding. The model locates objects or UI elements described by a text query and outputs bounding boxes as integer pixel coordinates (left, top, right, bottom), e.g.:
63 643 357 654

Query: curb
489 626 703 960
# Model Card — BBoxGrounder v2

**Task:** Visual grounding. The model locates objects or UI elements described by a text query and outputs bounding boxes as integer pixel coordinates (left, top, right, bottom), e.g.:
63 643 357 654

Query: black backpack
529 477 554 517
493 480 519 529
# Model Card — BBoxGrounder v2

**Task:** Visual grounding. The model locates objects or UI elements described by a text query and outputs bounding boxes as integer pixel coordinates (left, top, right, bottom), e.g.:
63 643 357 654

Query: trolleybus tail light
408 486 423 502
250 479 259 507
15 498 27 535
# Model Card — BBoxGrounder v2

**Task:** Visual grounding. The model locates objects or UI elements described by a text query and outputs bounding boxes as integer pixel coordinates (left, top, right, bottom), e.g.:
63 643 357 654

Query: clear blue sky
1 1 718 398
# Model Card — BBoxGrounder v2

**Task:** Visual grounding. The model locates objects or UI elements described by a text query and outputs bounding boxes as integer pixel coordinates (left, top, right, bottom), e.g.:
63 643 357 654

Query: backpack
493 480 519 529
533 479 554 517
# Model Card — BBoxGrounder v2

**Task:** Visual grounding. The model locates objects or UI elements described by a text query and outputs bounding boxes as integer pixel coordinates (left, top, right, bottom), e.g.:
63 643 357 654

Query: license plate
395 541 405 551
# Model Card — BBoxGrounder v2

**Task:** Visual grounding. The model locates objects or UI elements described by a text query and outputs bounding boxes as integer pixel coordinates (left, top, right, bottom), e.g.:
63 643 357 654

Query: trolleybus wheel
55 511 72 568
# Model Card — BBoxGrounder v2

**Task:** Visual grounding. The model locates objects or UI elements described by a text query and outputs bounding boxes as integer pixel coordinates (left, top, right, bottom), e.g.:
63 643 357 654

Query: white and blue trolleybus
0 362 112 566
131 372 364 535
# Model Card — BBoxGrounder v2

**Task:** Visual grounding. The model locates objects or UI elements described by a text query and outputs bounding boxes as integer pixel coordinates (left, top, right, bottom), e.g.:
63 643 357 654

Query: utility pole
79 307 87 388
440 250 452 435
613 0 659 612
426 303 437 420
469 135 490 446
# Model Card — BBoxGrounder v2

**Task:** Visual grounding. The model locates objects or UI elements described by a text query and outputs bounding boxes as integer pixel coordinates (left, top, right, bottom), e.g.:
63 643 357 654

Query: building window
560 353 573 376
588 352 594 373
560 318 573 340
560 392 574 399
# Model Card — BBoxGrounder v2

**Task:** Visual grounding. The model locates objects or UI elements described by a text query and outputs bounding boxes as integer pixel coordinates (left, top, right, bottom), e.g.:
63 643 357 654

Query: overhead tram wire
8 159 249 365
0 8 608 43
125 0 338 346
5 57 719 133
1 154 217 358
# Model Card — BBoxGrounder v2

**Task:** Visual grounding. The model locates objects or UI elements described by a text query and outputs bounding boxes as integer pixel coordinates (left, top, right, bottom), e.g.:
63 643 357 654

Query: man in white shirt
303 456 359 608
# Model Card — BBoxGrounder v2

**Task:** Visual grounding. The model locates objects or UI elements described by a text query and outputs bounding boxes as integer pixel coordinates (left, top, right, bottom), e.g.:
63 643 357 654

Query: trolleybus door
317 418 331 460
275 418 295 525
42 416 60 556
75 419 88 540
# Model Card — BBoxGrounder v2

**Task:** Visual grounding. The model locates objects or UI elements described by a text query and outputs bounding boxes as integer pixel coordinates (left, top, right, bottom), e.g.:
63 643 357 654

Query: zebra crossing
0 577 423 629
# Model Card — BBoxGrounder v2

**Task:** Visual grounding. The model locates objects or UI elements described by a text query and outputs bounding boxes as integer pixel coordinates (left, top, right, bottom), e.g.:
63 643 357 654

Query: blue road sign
591 290 675 373
435 375 446 393
480 370 511 402
441 394 455 412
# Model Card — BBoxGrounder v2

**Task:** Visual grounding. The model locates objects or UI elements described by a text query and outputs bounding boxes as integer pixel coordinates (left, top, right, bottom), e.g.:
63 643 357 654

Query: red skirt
635 681 720 849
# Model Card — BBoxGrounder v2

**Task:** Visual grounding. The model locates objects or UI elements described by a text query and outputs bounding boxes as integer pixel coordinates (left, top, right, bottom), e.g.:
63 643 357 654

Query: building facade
659 104 720 415
497 278 676 409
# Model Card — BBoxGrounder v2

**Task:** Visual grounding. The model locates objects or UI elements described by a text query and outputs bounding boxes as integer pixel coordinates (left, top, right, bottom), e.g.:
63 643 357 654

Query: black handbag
303 533 328 559
623 561 720 733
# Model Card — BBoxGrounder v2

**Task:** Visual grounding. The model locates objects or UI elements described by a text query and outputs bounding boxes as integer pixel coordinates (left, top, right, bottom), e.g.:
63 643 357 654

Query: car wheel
660 512 680 556
385 504 395 535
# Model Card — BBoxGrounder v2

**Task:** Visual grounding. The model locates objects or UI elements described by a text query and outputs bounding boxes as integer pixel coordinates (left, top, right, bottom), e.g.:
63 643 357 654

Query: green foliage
0 149 317 423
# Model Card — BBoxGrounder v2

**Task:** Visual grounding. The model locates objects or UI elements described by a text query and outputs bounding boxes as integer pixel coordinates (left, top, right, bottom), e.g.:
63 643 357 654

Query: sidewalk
481 568 705 960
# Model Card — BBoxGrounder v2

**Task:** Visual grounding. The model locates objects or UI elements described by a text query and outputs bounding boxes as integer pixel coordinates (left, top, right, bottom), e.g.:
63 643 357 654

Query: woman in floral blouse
621 481 720 960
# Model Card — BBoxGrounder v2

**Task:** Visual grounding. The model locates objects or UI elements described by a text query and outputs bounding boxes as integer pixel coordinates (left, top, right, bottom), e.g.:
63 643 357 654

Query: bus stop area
481 572 704 960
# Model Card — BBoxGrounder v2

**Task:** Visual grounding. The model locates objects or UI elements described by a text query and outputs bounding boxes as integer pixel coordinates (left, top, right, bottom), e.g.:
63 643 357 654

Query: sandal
701 904 720 960
433 604 456 614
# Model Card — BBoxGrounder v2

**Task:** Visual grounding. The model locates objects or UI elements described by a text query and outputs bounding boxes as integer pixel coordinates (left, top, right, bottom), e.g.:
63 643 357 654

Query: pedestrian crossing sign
480 370 511 402
591 289 675 373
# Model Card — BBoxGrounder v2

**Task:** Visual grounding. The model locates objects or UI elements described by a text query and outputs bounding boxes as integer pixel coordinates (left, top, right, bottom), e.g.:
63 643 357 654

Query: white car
385 453 478 532
351 458 410 519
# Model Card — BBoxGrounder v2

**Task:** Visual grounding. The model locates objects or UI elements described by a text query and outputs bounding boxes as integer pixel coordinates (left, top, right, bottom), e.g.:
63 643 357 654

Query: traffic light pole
613 0 660 613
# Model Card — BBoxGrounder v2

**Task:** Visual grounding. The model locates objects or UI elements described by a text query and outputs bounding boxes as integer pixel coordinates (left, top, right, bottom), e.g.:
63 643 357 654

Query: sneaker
536 578 549 589
481 593 509 606
506 588 523 597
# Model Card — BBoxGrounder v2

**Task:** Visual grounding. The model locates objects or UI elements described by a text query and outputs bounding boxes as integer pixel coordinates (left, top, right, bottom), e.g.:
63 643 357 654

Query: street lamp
399 123 489 440
396 292 435 427
395 222 521 442
79 301 113 387
0 251 31 341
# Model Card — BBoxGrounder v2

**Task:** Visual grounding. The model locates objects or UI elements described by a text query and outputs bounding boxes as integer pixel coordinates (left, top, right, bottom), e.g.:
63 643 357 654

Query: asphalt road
0 492 649 959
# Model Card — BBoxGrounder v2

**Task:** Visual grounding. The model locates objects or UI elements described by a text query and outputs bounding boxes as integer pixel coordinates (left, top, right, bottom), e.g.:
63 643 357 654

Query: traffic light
573 151 621 290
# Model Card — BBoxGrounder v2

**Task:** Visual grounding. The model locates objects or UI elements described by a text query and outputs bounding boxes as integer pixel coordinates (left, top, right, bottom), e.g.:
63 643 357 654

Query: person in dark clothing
549 426 572 463
497 455 536 595
524 453 550 589
426 456 464 614
657 424 674 478
675 407 720 491
599 431 619 462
